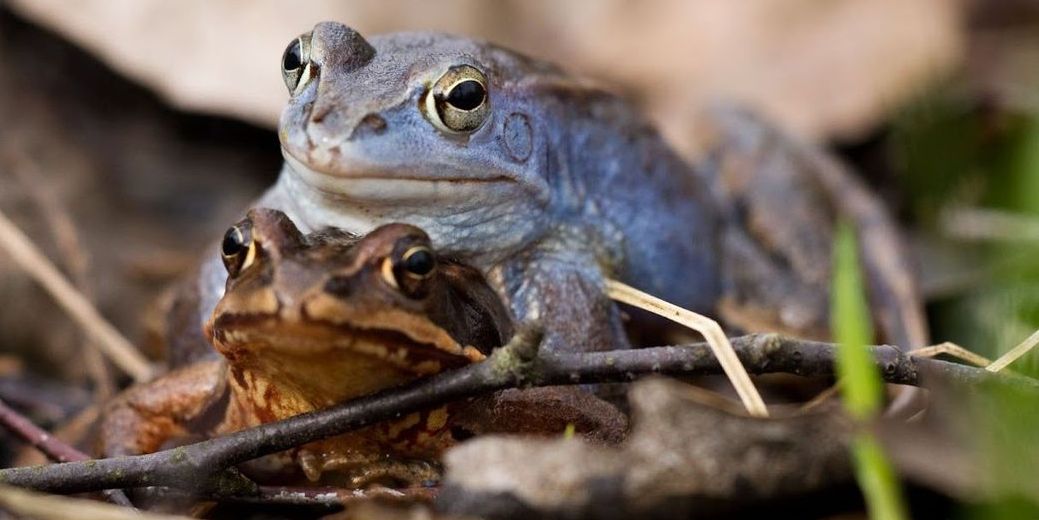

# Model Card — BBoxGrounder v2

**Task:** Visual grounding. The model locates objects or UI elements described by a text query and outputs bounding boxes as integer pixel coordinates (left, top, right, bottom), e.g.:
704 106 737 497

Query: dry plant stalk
0 208 152 382
941 207 1039 243
911 342 992 367
606 279 769 417
987 329 1039 373
909 330 1039 374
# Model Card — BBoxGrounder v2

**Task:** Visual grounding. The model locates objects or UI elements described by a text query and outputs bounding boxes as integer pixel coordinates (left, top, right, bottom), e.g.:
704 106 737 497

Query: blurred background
1 0 1039 517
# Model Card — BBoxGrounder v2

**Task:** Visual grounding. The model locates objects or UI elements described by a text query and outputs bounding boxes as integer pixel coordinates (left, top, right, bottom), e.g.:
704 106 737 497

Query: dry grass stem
987 329 1039 373
940 207 1039 243
606 279 769 417
912 342 992 367
0 208 152 382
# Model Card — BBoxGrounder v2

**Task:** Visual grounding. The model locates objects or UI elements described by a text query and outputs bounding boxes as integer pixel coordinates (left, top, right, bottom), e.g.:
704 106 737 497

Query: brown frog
100 208 513 486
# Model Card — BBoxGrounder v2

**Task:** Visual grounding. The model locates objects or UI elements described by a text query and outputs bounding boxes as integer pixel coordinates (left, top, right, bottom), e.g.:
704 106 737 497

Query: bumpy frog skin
102 209 513 485
195 22 924 358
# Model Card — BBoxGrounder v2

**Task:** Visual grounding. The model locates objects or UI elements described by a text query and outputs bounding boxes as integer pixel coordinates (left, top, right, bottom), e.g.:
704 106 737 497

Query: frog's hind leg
697 106 929 414
698 106 928 351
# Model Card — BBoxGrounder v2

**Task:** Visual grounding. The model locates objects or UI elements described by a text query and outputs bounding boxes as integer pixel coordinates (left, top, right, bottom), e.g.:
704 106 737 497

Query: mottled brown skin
100 209 513 486
700 107 927 349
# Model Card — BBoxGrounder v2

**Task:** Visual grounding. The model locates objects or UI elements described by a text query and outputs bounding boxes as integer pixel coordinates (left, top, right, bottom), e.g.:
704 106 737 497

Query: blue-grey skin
197 22 926 356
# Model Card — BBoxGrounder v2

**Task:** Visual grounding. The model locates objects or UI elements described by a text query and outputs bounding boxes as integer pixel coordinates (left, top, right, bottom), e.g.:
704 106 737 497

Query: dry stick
0 208 152 382
0 398 133 506
0 398 86 464
606 279 769 417
987 329 1039 373
4 333 1036 496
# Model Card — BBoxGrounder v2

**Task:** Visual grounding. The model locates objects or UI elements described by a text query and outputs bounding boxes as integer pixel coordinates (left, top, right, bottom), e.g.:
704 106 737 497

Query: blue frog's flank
192 22 926 356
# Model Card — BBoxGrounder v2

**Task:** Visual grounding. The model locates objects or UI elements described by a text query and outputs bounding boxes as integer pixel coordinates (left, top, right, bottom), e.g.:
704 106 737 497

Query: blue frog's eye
445 79 486 111
424 65 490 134
281 34 313 94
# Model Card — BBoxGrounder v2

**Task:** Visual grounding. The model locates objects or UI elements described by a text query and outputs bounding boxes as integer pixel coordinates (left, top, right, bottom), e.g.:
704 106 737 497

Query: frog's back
384 31 723 309
561 91 723 310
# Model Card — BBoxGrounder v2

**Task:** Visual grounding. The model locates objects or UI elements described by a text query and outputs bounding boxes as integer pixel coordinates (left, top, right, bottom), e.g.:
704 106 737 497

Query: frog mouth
211 315 483 375
282 150 525 202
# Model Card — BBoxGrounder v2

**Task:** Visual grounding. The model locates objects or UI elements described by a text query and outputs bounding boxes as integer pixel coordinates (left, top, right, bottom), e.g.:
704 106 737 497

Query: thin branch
0 208 153 382
0 398 134 507
1 333 1036 496
0 398 85 463
607 279 768 417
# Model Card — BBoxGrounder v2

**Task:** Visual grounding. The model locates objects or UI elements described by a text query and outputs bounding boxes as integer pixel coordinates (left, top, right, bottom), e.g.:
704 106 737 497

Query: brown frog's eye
281 34 314 94
423 65 489 134
380 245 437 297
220 224 256 277
401 246 436 278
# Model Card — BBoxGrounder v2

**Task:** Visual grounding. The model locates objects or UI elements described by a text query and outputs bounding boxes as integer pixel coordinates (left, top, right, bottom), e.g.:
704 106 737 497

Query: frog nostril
311 103 333 124
351 114 387 138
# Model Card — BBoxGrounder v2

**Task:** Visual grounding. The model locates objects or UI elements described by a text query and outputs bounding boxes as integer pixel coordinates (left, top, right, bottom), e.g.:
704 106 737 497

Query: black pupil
404 249 435 276
221 228 245 257
445 80 485 111
283 39 302 71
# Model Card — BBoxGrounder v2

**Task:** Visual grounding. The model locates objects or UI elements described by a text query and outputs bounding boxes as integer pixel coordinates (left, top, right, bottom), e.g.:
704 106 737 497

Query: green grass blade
832 221 883 419
832 221 907 520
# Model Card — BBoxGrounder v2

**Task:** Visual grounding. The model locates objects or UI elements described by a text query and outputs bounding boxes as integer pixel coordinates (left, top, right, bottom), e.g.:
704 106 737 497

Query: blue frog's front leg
491 248 632 353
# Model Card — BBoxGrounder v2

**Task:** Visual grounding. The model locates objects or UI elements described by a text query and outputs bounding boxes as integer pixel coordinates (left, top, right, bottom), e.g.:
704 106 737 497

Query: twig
0 208 152 382
607 279 768 417
0 398 85 463
2 333 1036 496
0 398 134 507
987 329 1039 373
